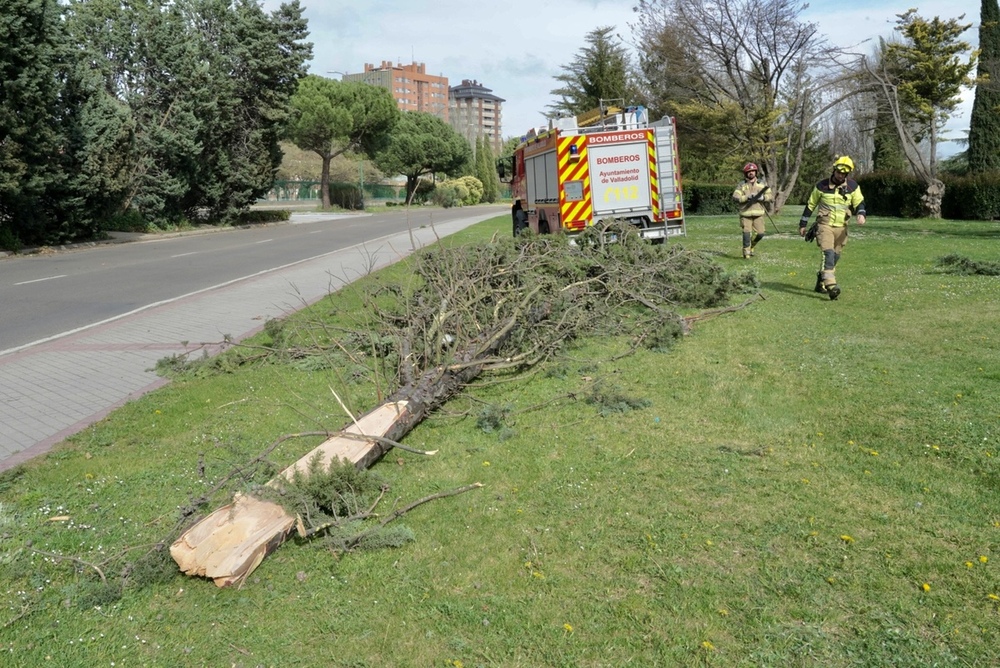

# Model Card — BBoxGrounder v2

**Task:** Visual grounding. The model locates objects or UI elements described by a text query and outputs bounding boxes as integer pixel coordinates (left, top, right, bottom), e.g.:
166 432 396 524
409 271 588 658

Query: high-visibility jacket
801 178 866 227
733 180 772 218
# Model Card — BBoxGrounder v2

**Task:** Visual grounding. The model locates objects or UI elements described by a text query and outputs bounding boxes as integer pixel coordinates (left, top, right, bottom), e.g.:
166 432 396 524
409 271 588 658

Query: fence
261 180 512 204
261 181 406 203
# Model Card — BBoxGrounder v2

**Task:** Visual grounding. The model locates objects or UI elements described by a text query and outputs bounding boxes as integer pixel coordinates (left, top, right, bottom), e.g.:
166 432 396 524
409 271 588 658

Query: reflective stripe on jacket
733 180 772 218
801 178 866 227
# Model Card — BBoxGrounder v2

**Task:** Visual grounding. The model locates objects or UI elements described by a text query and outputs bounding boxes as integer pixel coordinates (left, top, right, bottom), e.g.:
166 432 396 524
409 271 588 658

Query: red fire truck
506 102 685 242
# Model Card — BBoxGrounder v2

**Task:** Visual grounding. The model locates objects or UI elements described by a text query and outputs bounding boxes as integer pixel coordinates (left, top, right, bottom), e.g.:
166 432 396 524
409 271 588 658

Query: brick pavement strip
0 211 501 471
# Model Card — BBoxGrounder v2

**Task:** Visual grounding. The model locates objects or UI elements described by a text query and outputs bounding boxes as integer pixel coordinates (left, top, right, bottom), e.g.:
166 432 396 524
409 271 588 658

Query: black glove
746 185 769 205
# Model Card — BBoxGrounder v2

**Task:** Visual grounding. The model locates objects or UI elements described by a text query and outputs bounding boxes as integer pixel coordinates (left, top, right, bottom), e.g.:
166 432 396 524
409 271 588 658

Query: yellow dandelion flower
840 535 855 544
563 623 573 633
922 582 931 592
705 540 713 547
701 641 716 651
966 561 974 569
980 555 989 564
864 470 872 475
532 571 544 579
827 577 836 584
817 432 824 437
869 450 879 456
453 661 464 668
848 440 855 445
987 594 999 601
801 478 810 484
717 608 729 616
483 461 491 467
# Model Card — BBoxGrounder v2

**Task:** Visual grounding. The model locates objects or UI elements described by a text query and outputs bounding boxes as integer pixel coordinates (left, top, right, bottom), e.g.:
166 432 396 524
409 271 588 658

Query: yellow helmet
833 156 855 173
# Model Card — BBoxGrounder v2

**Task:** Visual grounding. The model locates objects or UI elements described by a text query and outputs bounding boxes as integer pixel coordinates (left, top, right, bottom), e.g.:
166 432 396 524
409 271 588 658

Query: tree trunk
921 178 945 219
170 329 507 587
320 153 332 208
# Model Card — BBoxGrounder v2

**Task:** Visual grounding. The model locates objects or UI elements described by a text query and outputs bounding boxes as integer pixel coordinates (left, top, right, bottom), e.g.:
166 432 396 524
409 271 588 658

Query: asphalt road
1 206 507 354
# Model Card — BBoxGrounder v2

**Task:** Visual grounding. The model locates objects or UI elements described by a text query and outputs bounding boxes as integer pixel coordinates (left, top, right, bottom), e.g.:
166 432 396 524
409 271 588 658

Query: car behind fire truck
505 102 685 242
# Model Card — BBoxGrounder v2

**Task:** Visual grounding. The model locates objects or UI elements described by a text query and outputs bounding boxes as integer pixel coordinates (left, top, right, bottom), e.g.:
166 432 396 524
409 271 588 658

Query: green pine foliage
2 0 311 247
548 26 635 117
375 112 472 204
885 11 976 148
0 0 73 245
286 75 398 209
968 0 1000 172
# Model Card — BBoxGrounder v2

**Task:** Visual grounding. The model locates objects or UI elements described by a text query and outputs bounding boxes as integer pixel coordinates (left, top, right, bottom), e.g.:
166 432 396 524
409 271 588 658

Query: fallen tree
171 224 760 586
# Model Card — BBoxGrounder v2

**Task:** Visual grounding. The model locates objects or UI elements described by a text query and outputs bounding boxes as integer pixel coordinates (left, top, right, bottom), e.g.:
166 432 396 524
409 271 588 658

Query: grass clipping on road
1 214 999 667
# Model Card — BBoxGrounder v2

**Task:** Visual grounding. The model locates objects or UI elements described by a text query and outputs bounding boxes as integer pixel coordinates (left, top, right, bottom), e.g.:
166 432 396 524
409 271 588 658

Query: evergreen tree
479 138 501 203
473 136 499 203
871 10 976 216
0 0 70 246
287 75 399 209
548 26 634 117
375 112 471 204
968 0 1000 173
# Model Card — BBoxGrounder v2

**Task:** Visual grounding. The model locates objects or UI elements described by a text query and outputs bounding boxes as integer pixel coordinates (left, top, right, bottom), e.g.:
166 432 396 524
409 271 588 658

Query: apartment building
448 79 505 155
341 61 449 121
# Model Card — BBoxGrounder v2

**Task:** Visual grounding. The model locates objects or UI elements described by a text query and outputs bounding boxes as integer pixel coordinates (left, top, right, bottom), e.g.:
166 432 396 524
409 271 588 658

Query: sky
266 0 980 156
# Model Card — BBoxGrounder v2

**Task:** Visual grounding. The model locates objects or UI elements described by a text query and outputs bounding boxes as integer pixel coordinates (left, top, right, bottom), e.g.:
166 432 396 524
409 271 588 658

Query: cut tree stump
169 401 410 587
171 319 512 587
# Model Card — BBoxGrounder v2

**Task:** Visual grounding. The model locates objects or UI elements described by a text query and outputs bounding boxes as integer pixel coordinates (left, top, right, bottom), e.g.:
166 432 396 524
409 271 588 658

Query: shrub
235 209 291 225
454 176 483 205
856 172 926 218
941 173 1000 220
412 180 435 204
328 183 364 210
431 182 466 208
101 209 150 233
683 183 735 215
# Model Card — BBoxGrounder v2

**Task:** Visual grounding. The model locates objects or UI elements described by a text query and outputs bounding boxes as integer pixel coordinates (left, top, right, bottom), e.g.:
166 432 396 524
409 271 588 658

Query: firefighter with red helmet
733 162 773 259
798 156 867 300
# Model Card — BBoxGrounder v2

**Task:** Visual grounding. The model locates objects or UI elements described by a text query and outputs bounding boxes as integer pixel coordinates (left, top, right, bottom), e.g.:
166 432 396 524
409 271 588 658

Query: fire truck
505 101 685 242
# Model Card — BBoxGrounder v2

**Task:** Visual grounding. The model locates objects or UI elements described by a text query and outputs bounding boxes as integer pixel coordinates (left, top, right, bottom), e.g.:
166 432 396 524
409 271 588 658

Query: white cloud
267 0 980 153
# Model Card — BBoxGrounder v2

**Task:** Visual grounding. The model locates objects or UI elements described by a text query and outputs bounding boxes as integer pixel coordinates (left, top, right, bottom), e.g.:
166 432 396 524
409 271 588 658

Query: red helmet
742 162 759 174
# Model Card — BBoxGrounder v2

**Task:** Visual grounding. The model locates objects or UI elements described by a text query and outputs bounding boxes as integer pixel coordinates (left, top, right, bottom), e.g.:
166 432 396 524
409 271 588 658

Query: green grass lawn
2 213 999 667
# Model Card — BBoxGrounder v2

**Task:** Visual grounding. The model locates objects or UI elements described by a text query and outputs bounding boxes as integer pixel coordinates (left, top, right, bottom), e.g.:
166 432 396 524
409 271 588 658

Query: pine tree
0 0 70 245
968 0 1000 172
548 26 634 117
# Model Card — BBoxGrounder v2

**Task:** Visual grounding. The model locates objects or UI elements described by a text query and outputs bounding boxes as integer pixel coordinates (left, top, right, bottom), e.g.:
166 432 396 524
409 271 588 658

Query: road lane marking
15 275 66 286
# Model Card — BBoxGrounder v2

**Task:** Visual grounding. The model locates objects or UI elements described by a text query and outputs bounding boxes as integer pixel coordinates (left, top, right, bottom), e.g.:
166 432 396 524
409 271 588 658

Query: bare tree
632 0 867 210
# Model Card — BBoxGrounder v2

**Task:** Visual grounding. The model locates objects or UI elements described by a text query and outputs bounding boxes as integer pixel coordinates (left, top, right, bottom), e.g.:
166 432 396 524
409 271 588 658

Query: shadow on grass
760 280 832 300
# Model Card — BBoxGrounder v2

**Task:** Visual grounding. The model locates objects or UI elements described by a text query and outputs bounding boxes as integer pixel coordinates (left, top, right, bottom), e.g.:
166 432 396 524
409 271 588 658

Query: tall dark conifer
968 0 1000 172
0 0 70 245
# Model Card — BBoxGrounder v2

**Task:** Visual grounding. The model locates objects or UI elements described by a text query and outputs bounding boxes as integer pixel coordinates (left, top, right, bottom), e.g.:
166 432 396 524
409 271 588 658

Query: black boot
814 271 826 293
827 283 841 300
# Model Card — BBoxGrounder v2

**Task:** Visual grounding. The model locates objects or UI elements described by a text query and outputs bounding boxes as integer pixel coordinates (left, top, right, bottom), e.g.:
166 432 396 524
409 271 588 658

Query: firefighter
512 199 528 236
798 156 867 300
732 162 773 258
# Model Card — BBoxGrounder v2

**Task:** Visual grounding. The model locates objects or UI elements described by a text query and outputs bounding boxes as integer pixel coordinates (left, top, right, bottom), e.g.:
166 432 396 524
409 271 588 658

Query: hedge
681 173 1000 220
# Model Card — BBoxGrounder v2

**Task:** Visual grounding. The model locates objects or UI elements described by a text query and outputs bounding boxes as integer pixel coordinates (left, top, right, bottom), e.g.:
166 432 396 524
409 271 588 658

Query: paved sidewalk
0 210 501 471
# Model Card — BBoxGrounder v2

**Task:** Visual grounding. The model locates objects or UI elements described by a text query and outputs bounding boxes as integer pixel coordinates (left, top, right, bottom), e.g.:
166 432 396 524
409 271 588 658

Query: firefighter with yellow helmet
798 156 867 300
733 162 773 258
